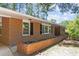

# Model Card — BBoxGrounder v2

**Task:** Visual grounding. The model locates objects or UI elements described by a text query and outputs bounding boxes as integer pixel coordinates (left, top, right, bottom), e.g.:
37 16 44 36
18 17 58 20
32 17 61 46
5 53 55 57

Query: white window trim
22 19 30 36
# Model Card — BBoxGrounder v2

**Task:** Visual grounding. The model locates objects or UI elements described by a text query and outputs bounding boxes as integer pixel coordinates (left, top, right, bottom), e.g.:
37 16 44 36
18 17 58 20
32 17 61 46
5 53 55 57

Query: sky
47 5 77 23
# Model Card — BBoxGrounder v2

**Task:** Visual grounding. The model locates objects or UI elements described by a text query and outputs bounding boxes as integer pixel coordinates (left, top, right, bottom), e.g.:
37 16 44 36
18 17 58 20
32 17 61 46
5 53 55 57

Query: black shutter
30 23 33 35
40 24 42 34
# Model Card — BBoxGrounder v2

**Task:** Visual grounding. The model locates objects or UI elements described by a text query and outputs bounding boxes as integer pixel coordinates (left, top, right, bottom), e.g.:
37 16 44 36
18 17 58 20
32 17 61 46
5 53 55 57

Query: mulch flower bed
59 40 79 47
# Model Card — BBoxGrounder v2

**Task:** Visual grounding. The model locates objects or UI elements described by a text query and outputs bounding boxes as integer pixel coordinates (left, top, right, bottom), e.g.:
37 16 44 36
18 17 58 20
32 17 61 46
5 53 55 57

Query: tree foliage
39 3 53 19
49 19 56 24
57 3 79 14
60 17 79 40
60 20 69 28
66 17 79 40
0 3 53 20
49 3 79 14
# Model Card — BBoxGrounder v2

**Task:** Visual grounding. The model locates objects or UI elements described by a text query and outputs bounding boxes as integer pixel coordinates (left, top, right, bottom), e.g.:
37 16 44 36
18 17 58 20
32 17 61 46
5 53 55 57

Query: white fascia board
42 23 51 26
0 7 50 24
23 19 30 23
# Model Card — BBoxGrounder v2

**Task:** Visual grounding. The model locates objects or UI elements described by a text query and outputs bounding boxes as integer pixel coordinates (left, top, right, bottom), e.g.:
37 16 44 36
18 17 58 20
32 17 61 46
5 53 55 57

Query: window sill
22 34 30 36
42 33 49 34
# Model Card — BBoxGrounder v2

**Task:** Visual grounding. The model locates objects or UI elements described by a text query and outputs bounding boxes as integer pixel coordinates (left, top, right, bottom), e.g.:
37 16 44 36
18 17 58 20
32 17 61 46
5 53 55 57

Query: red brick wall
29 21 41 39
1 17 10 45
1 17 54 46
9 18 22 46
1 17 22 46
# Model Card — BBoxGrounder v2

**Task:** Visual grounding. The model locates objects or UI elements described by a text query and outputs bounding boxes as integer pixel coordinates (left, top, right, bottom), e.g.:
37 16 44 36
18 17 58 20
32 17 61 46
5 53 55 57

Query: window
30 23 33 35
23 22 30 35
42 25 45 33
49 26 51 33
0 17 2 35
41 24 49 34
45 26 48 33
40 24 42 34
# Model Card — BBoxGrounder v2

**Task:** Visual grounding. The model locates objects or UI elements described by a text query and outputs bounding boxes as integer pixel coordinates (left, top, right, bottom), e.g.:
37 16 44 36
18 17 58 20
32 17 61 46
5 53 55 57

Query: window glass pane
23 22 29 34
42 25 45 33
49 26 51 33
40 24 42 34
30 23 33 35
45 26 48 33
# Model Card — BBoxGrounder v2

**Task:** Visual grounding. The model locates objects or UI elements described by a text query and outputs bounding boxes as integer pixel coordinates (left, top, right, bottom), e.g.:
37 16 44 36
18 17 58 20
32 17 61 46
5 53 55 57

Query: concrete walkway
36 45 79 56
0 43 13 56
0 42 79 56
